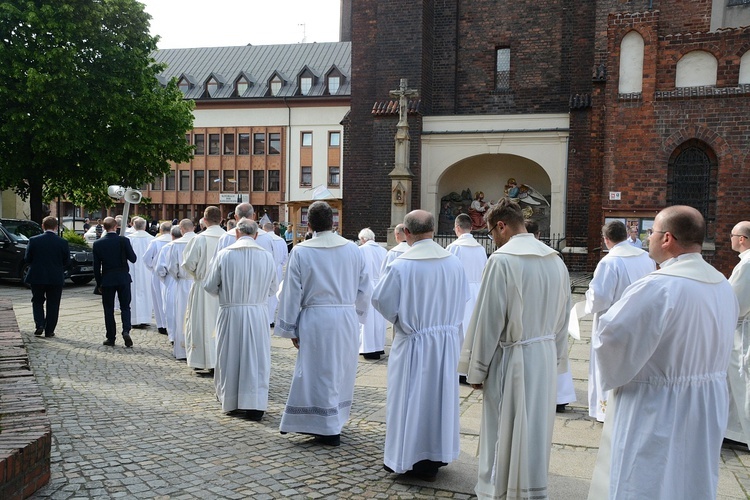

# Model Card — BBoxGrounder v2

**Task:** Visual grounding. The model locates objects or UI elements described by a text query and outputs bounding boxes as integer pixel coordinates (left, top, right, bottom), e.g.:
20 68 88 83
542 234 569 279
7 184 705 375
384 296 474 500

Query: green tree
0 0 194 222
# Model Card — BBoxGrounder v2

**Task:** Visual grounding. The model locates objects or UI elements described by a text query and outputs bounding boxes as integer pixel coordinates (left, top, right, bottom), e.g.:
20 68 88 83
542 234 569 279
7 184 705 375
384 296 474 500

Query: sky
139 0 342 49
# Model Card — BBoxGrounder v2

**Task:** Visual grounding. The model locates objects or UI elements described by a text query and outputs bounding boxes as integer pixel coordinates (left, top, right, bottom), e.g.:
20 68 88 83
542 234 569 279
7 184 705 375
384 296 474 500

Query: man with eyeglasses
725 221 750 451
588 205 738 500
459 198 570 500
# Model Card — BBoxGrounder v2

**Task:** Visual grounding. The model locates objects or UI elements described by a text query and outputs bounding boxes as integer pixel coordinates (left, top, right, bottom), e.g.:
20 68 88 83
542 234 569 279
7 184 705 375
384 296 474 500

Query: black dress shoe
362 352 381 360
123 334 133 348
34 327 44 336
45 332 55 338
245 410 264 421
103 340 115 346
722 438 749 451
556 404 567 413
158 327 168 335
314 434 340 446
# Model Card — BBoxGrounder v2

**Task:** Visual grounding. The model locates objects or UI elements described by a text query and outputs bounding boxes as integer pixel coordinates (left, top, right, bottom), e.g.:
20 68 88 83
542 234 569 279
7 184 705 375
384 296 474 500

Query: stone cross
389 78 419 128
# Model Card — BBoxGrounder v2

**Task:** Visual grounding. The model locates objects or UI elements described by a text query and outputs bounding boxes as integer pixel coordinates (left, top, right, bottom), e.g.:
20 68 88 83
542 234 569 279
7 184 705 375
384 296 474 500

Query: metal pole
120 202 131 236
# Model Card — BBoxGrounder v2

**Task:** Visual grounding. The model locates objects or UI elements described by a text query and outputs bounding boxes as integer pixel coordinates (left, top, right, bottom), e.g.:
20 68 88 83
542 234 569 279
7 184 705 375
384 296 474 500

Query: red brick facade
345 1 750 274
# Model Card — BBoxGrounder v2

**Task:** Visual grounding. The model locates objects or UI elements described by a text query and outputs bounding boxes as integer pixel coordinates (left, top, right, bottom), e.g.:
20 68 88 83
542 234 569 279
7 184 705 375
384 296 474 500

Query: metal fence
434 233 566 257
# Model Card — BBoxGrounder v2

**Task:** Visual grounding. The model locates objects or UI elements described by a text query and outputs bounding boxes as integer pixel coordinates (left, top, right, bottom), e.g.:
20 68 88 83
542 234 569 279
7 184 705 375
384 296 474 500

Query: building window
152 175 163 191
329 131 340 147
619 31 644 94
328 166 340 187
179 170 190 191
270 76 282 96
300 76 313 95
207 78 219 97
237 170 249 192
269 133 281 155
667 140 717 240
253 170 265 192
675 50 718 88
194 170 205 191
300 166 312 187
268 170 280 191
178 79 189 93
238 133 250 155
301 132 312 147
236 77 249 96
223 134 234 155
208 170 220 191
223 170 235 192
209 134 220 155
165 170 176 191
185 133 190 144
254 133 265 155
496 48 510 90
194 134 205 155
328 75 340 94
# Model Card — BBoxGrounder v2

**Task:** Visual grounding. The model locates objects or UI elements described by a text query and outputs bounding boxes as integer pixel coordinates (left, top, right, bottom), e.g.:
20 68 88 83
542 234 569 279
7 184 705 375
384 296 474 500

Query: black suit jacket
24 231 70 286
93 232 137 287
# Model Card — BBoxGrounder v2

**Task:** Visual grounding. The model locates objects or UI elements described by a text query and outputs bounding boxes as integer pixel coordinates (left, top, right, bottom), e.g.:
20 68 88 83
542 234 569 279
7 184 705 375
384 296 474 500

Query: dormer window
236 77 249 96
300 76 313 95
328 75 340 94
270 76 283 96
206 77 220 97
178 78 190 94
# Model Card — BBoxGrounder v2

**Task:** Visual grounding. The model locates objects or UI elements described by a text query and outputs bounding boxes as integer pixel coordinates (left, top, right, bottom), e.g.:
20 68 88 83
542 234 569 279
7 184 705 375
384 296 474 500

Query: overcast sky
139 0 342 49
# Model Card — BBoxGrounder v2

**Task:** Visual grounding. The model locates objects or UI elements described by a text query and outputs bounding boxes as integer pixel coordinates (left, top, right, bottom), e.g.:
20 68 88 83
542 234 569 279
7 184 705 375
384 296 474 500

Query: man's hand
292 338 299 349
471 383 483 390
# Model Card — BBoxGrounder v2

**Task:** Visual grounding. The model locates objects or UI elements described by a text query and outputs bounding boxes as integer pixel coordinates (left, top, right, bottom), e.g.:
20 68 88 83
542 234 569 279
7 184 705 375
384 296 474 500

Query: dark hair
660 206 705 247
42 216 58 230
404 211 434 235
524 220 539 235
307 201 333 232
455 213 472 232
204 206 221 224
485 198 524 228
602 220 627 243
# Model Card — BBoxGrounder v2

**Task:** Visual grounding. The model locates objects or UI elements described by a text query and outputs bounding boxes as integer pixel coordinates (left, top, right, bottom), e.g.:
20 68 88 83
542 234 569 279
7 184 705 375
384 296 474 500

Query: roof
152 42 351 100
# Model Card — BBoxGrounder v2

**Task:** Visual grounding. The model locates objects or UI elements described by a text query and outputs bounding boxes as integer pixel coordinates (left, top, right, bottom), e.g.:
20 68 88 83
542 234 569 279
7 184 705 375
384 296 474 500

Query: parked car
0 219 95 285
61 217 89 235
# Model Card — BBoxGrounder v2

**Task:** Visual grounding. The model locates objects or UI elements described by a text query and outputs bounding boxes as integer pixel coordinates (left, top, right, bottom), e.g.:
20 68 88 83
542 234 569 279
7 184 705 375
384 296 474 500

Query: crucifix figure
387 78 419 247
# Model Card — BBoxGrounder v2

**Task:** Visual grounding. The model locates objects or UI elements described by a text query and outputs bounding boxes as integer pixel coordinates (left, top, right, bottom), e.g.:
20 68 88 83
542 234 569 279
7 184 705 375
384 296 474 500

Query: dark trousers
30 284 63 335
101 283 132 341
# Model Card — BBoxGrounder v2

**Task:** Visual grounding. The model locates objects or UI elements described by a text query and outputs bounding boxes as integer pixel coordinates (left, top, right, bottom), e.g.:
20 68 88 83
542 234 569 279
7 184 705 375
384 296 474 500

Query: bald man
380 223 409 273
373 210 467 481
588 206 738 500
725 220 750 451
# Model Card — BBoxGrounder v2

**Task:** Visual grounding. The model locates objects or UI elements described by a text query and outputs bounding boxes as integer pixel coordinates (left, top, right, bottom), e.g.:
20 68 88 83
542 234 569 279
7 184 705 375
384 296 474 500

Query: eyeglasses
652 229 678 241
488 222 502 235
731 234 747 239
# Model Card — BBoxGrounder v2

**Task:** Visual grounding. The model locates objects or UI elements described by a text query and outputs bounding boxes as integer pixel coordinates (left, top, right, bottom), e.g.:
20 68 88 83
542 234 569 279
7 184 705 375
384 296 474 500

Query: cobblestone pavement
1 282 749 499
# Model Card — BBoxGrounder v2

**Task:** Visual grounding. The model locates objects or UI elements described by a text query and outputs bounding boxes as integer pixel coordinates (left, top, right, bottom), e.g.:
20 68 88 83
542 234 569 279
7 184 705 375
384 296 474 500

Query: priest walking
204 218 277 420
127 217 154 328
166 219 196 360
588 206 737 500
276 201 371 447
381 223 409 272
459 198 570 500
358 228 388 360
144 221 172 336
584 219 654 422
372 210 467 481
182 206 225 373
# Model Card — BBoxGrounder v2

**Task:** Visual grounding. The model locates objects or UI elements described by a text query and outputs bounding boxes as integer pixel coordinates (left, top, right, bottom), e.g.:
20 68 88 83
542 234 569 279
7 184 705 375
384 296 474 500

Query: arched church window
740 50 750 85
618 31 644 94
675 51 717 88
667 140 717 240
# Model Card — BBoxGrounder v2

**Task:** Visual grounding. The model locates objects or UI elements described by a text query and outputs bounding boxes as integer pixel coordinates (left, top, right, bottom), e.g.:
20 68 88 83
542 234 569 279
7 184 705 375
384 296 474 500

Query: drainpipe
283 96 291 222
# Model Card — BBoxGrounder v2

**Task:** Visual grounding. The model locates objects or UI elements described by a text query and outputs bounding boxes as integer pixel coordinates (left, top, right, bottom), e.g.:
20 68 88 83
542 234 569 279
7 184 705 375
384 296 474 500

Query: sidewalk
1 282 748 499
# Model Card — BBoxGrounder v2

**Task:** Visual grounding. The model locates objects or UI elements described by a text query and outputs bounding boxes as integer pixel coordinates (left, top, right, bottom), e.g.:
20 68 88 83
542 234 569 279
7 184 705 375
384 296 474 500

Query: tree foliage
0 0 194 221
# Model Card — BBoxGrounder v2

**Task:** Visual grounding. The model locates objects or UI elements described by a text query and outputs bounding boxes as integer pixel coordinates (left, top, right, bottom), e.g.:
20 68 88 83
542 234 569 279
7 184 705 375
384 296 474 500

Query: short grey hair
226 219 236 231
159 221 172 233
170 225 182 238
236 217 258 236
132 217 147 230
235 203 254 219
358 227 375 242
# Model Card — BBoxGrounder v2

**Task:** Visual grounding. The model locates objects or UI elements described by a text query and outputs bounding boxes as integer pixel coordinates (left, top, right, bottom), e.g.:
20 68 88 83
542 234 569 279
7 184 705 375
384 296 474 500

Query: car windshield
0 220 43 243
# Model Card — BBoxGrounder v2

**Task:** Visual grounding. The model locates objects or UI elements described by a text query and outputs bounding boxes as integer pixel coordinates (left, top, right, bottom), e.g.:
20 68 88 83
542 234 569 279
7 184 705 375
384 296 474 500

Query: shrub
62 229 87 246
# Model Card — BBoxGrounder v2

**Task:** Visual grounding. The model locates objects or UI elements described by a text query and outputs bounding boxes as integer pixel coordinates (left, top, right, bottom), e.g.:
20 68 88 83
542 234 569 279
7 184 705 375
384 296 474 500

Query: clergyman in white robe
726 222 750 446
381 223 409 273
584 236 655 421
204 231 277 416
372 235 468 477
446 230 487 345
460 231 570 500
358 237 388 357
126 224 154 326
182 221 225 370
143 225 172 335
155 228 180 343
167 230 195 360
275 229 371 440
588 253 737 499
266 228 288 325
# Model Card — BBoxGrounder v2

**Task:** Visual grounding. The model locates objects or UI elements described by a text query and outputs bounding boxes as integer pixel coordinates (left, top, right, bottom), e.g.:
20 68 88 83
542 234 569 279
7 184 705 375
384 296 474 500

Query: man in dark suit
24 216 69 338
93 217 137 347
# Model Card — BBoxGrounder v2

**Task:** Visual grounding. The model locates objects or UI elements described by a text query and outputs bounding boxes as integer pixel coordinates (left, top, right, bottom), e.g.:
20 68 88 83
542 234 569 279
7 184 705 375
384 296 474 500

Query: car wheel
71 276 93 285
21 263 31 288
